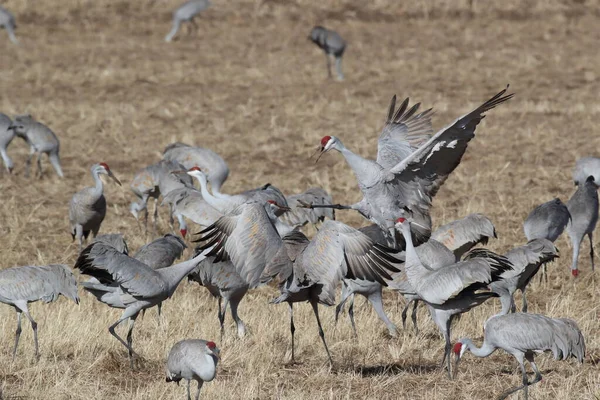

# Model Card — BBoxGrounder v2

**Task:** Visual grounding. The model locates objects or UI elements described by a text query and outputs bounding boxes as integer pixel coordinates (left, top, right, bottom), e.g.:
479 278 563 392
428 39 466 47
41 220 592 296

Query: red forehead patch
99 162 110 170
267 200 276 204
321 136 332 147
396 217 406 223
453 342 462 354
206 341 216 350
189 166 202 172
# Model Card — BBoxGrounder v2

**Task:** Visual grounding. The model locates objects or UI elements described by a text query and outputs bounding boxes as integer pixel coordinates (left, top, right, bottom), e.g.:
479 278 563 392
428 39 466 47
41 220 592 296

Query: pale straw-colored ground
0 0 599 399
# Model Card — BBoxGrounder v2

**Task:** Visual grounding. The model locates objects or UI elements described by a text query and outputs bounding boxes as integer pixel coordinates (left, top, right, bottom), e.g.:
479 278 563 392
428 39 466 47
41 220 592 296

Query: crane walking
309 26 346 81
166 339 220 400
69 163 122 251
566 176 599 276
0 264 79 359
453 313 585 400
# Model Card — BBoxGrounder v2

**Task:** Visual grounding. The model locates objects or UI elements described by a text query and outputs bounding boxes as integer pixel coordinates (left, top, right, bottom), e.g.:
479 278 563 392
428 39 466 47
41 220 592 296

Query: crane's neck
399 222 427 286
338 146 384 189
161 252 207 297
461 338 496 358
195 353 218 382
193 174 233 213
91 168 105 198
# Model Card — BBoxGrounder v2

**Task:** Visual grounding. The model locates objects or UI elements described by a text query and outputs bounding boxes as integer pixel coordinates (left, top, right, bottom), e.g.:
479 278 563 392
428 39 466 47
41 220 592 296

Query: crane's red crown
321 136 332 147
396 217 406 223
267 200 277 205
207 341 217 350
189 166 202 172
452 342 462 355
99 162 110 170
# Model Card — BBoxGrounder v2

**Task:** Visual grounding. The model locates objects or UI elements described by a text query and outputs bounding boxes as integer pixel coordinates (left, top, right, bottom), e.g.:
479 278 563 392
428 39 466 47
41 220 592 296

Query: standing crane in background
0 113 14 173
308 26 347 81
304 88 513 248
0 5 18 44
69 163 122 252
166 339 220 400
9 115 64 178
523 198 570 243
75 242 207 368
567 175 599 276
453 313 585 400
0 264 79 359
165 0 211 43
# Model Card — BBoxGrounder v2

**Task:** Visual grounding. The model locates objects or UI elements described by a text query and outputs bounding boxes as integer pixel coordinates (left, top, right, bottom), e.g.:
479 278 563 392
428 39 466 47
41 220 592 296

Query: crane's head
452 340 469 379
206 341 220 359
97 163 122 186
186 166 206 181
313 135 339 163
267 199 291 212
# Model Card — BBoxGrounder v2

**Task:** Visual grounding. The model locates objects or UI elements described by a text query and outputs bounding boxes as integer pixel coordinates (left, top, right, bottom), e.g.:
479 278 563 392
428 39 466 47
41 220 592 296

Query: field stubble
0 0 599 399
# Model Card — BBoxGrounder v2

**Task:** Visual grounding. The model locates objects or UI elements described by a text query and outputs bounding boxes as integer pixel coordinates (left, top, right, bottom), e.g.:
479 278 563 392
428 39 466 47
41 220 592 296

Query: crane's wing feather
376 96 434 169
431 213 497 259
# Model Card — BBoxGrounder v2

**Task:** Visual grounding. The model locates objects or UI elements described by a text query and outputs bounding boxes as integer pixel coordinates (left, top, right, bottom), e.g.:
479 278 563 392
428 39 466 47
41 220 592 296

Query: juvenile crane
165 0 211 43
166 339 220 400
306 88 513 247
453 313 585 400
75 242 207 367
0 113 14 173
567 175 599 276
0 264 79 359
9 115 63 178
69 163 122 251
309 26 346 81
0 5 18 44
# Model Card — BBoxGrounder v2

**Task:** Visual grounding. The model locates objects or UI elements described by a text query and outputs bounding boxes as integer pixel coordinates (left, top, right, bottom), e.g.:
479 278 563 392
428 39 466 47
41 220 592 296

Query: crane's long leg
12 310 22 360
334 283 355 336
229 294 246 338
36 153 43 178
347 294 357 338
108 309 140 365
526 353 543 388
220 298 229 341
497 352 529 400
588 232 595 271
19 305 39 359
25 147 35 178
401 299 412 330
288 302 295 363
411 300 419 334
195 380 203 400
570 233 582 276
126 315 138 369
520 288 527 313
157 302 163 325
310 299 333 366
153 198 159 233
368 289 397 337
325 53 332 78
439 316 453 379
334 56 344 81
186 379 191 400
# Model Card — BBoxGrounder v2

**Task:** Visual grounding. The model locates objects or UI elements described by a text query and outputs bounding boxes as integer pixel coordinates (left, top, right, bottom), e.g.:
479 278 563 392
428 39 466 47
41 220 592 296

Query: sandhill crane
69 163 122 251
395 216 512 378
163 143 229 193
166 339 219 400
0 6 18 44
268 224 401 365
309 26 346 81
75 242 207 367
573 156 600 185
9 115 63 178
188 257 249 338
0 264 79 359
524 198 570 242
453 313 585 400
280 187 335 232
93 233 129 254
162 186 222 237
484 239 558 314
164 0 211 43
567 175 599 276
0 113 14 173
305 87 513 248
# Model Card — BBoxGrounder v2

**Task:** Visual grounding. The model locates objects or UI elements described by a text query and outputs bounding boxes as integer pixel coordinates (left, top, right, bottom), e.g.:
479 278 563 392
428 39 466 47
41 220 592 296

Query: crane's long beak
170 170 187 175
452 355 461 380
311 146 327 163
108 170 122 186
277 204 291 212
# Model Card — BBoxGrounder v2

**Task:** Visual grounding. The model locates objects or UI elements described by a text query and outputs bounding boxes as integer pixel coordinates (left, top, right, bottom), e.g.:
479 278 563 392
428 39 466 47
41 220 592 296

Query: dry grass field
1 0 600 398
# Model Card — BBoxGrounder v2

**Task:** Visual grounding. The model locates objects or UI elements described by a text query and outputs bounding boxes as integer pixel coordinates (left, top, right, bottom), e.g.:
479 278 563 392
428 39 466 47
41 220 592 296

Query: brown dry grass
1 0 600 399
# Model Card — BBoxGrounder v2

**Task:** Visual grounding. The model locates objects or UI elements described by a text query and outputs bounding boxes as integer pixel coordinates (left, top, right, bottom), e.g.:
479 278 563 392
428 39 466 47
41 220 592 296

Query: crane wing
281 187 335 226
194 203 290 288
504 238 558 285
75 243 167 298
431 214 497 260
376 96 434 170
387 88 513 211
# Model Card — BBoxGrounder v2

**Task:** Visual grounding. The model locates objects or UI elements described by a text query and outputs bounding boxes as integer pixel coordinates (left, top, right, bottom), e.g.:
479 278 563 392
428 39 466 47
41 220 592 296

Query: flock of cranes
0 4 595 399
1 84 593 399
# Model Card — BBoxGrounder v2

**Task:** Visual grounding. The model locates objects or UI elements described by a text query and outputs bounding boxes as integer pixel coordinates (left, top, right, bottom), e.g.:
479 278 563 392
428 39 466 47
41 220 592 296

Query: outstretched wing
388 88 513 211
431 213 497 260
376 96 434 169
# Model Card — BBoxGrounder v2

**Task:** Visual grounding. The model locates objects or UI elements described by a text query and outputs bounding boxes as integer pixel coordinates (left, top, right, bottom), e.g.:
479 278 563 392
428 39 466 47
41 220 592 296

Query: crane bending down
453 313 585 400
304 87 513 247
75 242 207 367
166 339 220 400
0 113 15 173
0 5 18 44
523 198 570 242
0 264 79 359
69 163 122 251
308 26 346 81
165 0 211 43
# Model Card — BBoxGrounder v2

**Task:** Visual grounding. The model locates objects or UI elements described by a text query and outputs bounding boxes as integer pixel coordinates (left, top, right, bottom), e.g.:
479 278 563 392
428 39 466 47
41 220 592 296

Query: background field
1 0 599 398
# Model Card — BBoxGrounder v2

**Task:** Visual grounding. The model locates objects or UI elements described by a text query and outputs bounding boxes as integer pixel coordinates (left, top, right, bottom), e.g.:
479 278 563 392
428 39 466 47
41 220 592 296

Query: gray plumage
188 257 249 338
75 242 207 367
309 26 346 81
573 156 600 185
0 6 18 44
93 233 129 255
481 239 558 314
9 115 63 178
166 339 219 400
163 142 229 193
431 213 497 259
165 0 211 43
523 198 570 242
280 187 335 232
566 176 599 276
69 163 122 251
311 87 513 248
454 313 585 400
0 113 14 173
0 264 79 359
134 234 187 270
161 186 222 237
